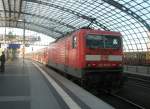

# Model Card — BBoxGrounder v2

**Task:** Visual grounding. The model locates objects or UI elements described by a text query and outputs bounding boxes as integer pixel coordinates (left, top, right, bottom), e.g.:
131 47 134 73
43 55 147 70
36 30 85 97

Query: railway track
64 72 149 109
127 82 150 90
91 89 147 109
127 76 150 89
48 67 149 109
97 75 150 109
127 77 150 84
87 75 150 109
110 93 145 109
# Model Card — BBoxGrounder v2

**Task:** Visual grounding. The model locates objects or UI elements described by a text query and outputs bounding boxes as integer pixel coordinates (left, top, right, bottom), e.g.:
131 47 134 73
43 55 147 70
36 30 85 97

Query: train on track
27 27 125 91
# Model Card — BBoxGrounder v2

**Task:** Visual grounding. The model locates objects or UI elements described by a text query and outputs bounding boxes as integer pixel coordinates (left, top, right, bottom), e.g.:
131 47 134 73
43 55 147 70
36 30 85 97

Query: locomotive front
81 30 124 90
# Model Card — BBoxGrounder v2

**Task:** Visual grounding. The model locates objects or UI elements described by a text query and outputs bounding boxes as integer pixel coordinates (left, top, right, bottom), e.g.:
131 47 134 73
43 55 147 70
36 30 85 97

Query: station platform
0 59 113 109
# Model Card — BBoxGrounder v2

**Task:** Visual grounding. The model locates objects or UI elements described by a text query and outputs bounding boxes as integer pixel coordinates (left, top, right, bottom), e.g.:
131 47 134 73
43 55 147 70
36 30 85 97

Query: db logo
101 55 108 61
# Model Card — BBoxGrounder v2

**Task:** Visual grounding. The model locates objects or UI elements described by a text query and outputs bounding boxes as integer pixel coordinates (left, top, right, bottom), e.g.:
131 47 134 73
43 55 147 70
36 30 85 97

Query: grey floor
0 59 65 109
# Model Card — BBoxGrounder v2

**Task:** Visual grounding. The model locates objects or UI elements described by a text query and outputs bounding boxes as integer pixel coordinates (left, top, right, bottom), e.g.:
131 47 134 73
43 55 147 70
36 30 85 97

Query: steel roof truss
103 0 150 31
23 0 109 30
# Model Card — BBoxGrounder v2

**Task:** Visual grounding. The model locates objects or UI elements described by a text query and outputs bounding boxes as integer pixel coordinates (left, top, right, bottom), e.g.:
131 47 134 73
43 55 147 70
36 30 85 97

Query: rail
111 94 145 109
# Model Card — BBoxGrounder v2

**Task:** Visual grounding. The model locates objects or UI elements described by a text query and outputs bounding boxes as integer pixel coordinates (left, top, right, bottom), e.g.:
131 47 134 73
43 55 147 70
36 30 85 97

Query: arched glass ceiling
0 0 149 52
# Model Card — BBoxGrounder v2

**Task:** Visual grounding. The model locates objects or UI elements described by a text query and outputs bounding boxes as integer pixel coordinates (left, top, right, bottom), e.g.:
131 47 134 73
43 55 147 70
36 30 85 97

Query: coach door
72 35 77 66
64 39 69 72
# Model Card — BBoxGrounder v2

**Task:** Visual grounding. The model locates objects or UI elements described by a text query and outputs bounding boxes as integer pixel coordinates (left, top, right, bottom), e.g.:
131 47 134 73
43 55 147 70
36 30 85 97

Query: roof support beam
18 0 23 19
14 0 16 25
16 0 23 26
8 0 11 27
23 0 109 30
14 0 16 17
2 0 6 26
102 0 150 31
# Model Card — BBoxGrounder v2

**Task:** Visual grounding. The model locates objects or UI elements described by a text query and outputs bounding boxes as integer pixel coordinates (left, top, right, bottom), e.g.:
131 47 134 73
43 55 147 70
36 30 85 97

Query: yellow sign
0 48 3 56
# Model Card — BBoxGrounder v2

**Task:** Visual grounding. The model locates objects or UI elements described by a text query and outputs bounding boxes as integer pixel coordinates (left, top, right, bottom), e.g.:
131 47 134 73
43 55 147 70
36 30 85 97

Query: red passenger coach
48 28 124 90
32 47 48 65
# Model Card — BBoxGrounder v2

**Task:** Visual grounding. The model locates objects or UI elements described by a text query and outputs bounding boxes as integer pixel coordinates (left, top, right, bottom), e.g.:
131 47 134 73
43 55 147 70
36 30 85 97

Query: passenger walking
0 52 5 72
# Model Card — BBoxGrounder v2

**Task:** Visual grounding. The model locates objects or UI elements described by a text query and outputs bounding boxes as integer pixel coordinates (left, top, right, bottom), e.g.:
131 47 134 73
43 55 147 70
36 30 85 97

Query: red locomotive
28 27 124 90
47 27 124 90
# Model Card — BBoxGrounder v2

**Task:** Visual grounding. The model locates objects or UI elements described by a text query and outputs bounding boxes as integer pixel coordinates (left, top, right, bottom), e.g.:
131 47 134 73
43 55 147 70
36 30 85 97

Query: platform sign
8 44 20 49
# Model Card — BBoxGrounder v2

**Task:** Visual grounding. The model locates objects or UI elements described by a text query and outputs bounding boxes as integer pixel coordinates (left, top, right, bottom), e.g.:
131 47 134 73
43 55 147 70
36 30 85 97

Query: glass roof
0 0 149 52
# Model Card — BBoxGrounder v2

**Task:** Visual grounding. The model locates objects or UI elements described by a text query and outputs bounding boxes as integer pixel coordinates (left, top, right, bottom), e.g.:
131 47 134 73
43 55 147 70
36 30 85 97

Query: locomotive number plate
101 55 108 61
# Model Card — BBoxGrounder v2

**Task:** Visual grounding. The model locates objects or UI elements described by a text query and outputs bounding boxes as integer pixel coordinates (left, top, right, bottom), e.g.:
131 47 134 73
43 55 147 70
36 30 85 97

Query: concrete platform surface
0 59 114 109
0 59 66 109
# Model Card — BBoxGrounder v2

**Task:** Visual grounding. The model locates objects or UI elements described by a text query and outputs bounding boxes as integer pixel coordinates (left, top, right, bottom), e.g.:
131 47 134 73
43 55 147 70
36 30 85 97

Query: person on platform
0 52 5 72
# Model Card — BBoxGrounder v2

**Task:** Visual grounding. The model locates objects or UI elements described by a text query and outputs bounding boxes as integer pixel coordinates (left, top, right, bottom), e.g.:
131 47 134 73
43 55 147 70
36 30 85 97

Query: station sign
8 44 20 49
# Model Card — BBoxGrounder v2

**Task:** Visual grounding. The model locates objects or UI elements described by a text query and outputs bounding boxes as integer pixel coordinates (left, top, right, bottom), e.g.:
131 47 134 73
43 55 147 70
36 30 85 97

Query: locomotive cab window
72 36 77 48
86 34 121 49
